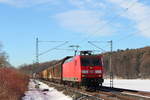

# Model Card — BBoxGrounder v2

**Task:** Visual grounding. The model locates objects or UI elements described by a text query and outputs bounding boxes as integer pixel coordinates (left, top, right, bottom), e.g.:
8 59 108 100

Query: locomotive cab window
81 57 102 66
81 58 90 66
91 58 102 66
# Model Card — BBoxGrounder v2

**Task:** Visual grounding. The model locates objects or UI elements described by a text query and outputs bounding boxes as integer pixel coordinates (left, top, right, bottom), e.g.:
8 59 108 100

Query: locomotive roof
80 54 102 57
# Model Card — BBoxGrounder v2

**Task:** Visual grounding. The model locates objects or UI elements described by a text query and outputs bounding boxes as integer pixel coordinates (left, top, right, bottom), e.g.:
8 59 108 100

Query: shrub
0 68 29 100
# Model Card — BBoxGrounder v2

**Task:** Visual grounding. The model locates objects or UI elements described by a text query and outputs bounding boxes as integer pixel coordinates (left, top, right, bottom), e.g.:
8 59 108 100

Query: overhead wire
39 41 69 43
38 41 69 56
115 1 150 42
80 0 150 52
88 41 107 52
115 26 150 42
92 1 136 34
86 26 150 53
78 0 138 44
54 48 74 51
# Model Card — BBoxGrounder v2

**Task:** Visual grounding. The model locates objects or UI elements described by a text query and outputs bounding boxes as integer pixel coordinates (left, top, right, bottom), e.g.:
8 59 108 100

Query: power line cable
88 41 107 52
39 41 68 43
87 26 150 53
115 26 150 42
78 0 138 44
39 41 69 56
54 48 74 51
96 0 140 32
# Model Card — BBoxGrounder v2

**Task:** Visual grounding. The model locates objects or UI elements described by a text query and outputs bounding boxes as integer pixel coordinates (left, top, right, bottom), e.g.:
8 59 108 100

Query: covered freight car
45 56 72 83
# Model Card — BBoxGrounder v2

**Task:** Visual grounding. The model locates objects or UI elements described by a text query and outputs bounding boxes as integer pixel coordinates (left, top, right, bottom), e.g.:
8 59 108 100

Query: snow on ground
22 79 150 100
103 79 150 92
22 79 72 100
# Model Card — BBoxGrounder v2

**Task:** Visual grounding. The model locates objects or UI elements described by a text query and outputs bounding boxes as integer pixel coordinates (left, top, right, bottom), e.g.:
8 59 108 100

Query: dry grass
0 68 29 100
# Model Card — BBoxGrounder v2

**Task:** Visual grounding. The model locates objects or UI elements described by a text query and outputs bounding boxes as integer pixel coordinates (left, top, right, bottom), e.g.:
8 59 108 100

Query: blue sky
0 0 150 67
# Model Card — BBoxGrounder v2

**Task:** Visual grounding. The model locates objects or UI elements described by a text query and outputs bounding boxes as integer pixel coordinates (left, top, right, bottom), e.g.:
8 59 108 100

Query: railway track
98 86 150 100
39 79 150 100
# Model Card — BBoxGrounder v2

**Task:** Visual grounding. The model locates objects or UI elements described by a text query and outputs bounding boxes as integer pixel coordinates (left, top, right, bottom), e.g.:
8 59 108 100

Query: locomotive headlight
82 70 88 74
95 70 102 74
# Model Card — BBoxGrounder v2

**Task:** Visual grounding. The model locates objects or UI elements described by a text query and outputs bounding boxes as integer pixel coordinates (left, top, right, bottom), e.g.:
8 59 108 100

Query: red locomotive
38 51 104 89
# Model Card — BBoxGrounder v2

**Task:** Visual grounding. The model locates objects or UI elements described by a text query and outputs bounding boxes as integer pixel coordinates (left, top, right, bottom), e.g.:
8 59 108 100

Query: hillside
103 46 150 79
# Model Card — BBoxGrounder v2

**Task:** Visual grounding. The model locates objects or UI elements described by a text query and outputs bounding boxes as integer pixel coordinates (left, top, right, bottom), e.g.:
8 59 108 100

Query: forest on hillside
103 47 150 79
20 46 150 79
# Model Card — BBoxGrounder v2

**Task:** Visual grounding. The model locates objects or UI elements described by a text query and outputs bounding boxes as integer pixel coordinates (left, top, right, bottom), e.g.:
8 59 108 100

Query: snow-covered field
22 79 150 100
22 79 72 100
103 79 150 92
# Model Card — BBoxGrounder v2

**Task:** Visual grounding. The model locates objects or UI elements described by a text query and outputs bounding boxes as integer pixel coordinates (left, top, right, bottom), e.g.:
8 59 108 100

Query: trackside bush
0 68 29 100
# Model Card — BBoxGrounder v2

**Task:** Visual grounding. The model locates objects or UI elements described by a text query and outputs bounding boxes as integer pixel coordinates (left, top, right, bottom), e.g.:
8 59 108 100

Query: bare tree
0 42 10 68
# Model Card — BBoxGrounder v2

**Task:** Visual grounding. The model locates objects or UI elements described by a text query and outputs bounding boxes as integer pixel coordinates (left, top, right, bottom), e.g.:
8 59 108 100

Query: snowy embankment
22 79 72 100
104 79 150 92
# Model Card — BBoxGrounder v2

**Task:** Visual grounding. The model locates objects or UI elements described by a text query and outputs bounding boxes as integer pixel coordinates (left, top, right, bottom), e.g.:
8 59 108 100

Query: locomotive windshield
81 57 102 66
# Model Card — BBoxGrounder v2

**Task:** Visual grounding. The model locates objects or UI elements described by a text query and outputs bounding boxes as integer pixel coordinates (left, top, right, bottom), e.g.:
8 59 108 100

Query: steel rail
39 79 150 100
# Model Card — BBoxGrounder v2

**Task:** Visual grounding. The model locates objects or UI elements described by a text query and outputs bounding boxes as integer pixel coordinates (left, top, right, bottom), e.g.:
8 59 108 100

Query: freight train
37 51 104 89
